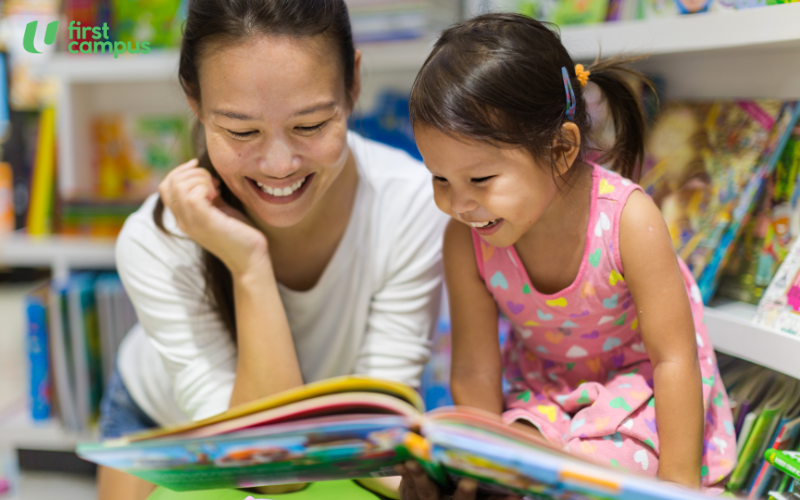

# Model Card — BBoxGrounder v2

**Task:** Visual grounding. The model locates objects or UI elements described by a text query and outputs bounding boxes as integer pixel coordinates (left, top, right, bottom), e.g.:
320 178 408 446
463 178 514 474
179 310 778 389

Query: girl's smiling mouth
468 218 504 235
247 173 315 205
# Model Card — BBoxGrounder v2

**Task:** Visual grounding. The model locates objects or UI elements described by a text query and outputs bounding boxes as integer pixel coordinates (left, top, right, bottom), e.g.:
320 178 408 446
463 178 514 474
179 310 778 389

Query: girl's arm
619 190 703 488
444 219 505 414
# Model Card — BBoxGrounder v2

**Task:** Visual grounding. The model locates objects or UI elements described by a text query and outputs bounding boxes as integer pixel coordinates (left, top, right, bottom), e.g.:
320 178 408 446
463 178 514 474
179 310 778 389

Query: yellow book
26 107 57 236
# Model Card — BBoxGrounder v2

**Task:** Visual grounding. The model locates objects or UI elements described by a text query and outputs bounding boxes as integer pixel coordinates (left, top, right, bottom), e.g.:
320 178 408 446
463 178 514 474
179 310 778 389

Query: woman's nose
259 138 298 178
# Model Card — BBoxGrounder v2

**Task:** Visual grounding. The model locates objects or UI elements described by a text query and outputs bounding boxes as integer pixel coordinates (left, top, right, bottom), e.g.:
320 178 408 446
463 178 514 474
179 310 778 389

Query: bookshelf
0 232 115 281
0 403 92 452
560 2 800 59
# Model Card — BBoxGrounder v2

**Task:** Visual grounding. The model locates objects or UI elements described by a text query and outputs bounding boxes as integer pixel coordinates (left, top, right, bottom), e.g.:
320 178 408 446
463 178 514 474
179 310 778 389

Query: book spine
48 282 80 432
25 291 50 421
26 107 56 236
68 276 91 429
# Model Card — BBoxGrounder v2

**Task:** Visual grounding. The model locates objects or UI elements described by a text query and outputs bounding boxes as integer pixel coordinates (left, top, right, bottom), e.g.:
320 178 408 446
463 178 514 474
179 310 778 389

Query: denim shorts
98 365 158 439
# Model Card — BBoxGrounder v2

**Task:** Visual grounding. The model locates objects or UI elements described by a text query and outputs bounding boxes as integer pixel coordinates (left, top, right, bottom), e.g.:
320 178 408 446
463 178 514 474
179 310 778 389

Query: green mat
148 480 381 500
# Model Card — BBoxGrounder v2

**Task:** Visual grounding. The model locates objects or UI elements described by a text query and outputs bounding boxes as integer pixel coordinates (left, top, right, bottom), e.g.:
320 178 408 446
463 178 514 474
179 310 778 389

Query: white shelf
0 232 116 280
560 2 800 60
0 403 95 452
31 38 436 83
706 299 800 380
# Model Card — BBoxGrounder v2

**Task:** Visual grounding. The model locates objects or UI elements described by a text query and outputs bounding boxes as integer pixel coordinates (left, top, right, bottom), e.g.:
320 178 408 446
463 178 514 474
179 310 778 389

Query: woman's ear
187 97 203 124
348 49 363 114
553 121 581 177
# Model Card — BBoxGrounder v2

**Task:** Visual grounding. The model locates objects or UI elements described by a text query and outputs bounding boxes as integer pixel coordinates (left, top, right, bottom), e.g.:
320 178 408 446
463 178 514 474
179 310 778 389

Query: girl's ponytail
586 55 653 181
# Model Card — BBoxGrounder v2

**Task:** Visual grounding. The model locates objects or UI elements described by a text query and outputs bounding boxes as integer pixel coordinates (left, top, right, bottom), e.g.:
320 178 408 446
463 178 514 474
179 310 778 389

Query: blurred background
2 0 800 498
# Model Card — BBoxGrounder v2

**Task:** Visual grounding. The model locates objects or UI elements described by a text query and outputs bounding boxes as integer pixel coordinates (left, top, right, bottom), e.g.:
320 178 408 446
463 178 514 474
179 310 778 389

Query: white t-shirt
115 132 448 426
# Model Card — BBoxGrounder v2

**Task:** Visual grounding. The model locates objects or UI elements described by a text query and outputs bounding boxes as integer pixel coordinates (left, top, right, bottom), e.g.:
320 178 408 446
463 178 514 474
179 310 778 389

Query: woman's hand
396 461 521 500
159 159 270 278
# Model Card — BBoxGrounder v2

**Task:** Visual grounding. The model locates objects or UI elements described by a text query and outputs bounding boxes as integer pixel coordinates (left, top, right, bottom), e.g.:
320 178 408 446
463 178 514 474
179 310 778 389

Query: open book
78 376 709 498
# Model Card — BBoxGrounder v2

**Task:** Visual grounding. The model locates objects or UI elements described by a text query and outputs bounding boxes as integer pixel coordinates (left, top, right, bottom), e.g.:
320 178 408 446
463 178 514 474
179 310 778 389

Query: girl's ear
552 121 581 177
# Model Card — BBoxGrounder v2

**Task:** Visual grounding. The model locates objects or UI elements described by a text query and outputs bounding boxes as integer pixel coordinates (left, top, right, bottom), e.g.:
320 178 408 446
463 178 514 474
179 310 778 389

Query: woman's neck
251 149 360 291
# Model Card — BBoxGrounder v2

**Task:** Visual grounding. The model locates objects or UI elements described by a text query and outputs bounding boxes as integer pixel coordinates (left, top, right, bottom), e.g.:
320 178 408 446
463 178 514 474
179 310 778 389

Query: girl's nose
449 189 479 215
259 137 299 178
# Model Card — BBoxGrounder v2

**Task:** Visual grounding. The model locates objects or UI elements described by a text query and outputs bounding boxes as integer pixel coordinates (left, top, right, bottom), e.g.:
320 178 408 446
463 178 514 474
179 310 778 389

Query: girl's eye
433 176 448 183
227 130 257 140
471 176 495 183
295 121 328 134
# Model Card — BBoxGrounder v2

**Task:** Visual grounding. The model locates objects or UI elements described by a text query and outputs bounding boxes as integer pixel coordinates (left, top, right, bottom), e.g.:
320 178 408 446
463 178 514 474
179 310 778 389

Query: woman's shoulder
348 131 431 192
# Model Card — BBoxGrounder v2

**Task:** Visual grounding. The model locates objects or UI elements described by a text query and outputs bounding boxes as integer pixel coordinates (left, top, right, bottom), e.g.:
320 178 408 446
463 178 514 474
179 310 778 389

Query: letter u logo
23 20 59 54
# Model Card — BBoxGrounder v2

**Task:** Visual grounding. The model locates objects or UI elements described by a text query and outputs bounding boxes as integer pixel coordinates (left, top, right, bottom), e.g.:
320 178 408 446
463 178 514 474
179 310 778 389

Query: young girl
399 13 736 497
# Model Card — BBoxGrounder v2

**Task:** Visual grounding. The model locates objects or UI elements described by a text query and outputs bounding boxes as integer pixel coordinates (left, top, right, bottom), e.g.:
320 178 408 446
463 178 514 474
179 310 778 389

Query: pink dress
471 165 737 487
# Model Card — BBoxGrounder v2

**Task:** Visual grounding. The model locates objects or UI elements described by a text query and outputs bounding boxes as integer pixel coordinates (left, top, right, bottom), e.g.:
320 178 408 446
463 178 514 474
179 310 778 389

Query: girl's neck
513 162 594 295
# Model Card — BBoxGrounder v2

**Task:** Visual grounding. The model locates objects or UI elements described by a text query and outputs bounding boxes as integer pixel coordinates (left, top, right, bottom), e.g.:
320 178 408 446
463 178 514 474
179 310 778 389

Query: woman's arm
444 220 505 414
157 160 303 409
619 190 703 488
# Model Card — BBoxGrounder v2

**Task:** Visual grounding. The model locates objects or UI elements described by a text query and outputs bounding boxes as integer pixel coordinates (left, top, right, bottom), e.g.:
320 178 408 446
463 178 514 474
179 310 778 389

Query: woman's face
193 35 360 228
415 125 560 248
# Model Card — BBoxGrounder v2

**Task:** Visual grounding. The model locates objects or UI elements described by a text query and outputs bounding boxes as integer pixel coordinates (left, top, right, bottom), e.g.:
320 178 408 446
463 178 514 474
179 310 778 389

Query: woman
97 1 447 498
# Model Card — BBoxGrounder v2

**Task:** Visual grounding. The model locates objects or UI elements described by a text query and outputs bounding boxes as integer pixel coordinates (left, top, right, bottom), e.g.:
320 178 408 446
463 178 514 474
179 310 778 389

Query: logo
23 20 59 54
23 20 151 58
68 21 150 58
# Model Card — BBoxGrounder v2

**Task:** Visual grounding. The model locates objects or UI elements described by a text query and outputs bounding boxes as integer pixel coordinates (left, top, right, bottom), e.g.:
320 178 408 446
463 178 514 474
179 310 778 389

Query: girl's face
193 35 360 228
415 125 560 248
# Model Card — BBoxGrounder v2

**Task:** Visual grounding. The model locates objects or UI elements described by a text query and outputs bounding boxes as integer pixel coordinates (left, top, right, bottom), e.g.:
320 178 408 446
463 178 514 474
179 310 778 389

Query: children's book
749 398 800 498
67 273 103 426
640 100 800 303
729 378 798 491
25 284 51 421
754 225 800 335
79 376 713 499
47 279 81 432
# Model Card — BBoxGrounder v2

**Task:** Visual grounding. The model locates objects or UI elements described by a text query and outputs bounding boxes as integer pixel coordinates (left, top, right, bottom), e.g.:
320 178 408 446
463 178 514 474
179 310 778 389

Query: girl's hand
159 159 270 278
396 461 521 500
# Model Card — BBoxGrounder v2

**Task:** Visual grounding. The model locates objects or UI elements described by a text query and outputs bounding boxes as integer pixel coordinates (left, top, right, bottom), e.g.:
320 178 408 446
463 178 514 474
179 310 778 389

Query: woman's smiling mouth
248 173 314 204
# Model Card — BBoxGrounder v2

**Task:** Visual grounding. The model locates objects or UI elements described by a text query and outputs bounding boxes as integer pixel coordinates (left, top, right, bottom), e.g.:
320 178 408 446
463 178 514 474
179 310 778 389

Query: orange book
0 162 13 233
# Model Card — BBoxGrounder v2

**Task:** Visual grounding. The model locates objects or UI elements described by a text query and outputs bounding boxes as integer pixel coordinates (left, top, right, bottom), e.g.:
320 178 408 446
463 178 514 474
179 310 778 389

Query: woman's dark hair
409 13 650 182
153 0 356 340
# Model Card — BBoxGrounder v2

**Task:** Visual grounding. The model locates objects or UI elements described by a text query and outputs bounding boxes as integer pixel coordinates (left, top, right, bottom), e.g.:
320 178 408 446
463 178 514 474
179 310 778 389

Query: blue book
25 285 50 421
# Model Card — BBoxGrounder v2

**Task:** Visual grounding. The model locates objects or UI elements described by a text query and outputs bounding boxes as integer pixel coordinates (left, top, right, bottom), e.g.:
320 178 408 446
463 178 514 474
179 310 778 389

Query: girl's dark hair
153 0 356 340
409 13 650 181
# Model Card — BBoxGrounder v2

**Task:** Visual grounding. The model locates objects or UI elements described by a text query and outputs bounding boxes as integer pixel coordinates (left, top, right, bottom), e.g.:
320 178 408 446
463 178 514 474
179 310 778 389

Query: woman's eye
471 176 495 183
295 121 327 134
227 130 257 140
433 176 448 183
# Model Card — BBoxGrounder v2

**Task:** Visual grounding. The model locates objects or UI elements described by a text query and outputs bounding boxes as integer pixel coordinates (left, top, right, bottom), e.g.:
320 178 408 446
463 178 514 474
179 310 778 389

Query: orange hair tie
575 64 591 87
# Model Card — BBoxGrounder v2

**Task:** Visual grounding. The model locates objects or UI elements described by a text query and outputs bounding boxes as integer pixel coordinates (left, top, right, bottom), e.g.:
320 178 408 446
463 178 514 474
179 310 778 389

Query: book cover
640 100 800 303
729 380 797 491
754 230 800 334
